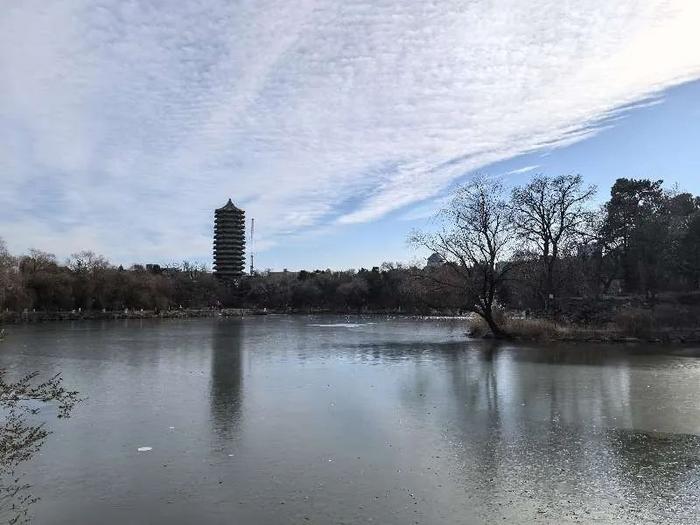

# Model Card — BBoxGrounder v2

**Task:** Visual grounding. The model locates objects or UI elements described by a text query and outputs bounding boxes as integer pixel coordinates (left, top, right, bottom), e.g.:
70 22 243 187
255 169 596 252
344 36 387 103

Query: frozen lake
1 316 699 524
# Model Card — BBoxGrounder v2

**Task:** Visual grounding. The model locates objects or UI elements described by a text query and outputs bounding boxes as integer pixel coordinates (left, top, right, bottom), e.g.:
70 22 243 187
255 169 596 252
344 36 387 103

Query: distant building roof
216 198 243 212
427 252 445 266
267 270 299 280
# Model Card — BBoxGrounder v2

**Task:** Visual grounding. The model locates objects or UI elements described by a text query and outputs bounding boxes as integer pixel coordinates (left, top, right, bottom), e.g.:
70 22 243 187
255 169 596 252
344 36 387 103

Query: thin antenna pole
249 217 255 275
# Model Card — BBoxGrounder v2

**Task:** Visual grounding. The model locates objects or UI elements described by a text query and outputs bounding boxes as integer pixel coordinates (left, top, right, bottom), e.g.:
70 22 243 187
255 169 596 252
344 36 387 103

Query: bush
467 316 491 337
466 308 509 338
613 308 655 338
648 303 698 329
675 291 700 306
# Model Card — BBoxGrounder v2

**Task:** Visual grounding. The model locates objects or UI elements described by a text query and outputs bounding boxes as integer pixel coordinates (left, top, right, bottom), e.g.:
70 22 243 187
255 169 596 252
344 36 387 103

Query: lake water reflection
1 316 698 524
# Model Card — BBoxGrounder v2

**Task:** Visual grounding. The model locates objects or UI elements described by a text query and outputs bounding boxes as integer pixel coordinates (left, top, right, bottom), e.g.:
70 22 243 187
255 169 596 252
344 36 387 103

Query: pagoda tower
213 199 245 279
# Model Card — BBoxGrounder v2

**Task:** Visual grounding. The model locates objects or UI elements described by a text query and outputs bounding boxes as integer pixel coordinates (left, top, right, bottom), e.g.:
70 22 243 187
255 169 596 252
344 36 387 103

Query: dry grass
504 317 573 340
468 314 574 340
469 313 607 341
468 304 700 342
612 308 655 338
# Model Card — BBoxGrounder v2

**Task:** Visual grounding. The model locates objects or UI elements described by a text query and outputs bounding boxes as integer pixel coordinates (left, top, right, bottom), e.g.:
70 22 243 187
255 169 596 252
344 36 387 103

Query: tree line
0 249 221 313
0 242 430 314
412 174 700 336
1 174 699 331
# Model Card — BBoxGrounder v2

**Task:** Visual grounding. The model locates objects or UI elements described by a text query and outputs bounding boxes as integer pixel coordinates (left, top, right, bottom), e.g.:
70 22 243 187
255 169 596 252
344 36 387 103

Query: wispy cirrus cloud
1 0 700 264
506 165 540 176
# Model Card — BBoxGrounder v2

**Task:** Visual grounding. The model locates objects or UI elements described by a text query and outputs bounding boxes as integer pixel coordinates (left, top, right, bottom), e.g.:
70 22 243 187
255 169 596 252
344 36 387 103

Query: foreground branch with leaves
0 369 80 524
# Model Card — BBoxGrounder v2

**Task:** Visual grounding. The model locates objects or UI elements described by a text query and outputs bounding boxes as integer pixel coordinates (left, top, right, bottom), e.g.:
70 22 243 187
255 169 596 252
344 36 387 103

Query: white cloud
1 0 700 264
505 165 540 176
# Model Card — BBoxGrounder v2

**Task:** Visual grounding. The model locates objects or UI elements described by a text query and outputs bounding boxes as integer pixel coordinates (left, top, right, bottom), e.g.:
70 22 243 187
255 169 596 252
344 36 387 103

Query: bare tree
66 251 111 310
66 251 110 274
510 174 596 312
179 261 208 280
0 239 20 311
411 176 514 337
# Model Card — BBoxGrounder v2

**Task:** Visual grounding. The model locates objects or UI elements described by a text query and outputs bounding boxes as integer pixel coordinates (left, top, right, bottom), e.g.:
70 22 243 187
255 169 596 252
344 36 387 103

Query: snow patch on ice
309 323 363 328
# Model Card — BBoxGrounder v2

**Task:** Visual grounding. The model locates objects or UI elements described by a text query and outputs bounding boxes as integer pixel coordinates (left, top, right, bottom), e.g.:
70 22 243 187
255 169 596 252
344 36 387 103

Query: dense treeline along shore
2 174 700 341
0 308 251 323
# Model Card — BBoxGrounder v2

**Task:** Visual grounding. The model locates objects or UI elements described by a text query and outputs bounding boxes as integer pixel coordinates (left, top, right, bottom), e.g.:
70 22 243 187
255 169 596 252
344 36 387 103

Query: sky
1 0 700 271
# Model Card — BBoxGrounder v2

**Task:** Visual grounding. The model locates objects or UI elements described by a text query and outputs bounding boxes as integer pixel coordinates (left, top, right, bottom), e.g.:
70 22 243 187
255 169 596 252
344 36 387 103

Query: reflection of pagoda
210 319 244 439
213 199 245 279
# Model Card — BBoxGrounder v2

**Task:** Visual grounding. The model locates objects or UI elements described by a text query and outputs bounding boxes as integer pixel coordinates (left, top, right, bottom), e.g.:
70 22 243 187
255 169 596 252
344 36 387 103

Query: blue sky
2 1 700 270
271 80 700 270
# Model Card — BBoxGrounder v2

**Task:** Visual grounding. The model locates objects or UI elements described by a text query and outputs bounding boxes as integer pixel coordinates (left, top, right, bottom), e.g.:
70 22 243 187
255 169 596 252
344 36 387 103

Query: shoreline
0 308 252 323
476 332 700 345
2 309 699 345
0 308 462 324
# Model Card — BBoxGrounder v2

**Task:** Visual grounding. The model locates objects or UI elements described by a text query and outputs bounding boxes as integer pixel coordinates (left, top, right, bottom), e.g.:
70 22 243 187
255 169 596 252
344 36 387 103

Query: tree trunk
480 309 509 339
543 257 557 314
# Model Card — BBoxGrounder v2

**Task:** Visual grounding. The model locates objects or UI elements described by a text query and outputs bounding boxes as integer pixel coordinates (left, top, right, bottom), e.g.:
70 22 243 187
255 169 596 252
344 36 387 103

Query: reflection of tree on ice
0 351 81 524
